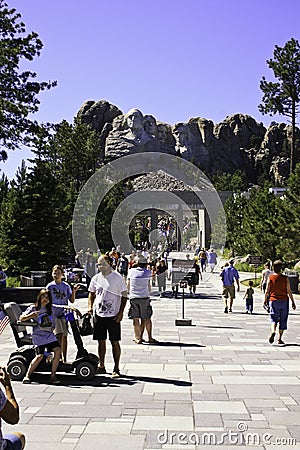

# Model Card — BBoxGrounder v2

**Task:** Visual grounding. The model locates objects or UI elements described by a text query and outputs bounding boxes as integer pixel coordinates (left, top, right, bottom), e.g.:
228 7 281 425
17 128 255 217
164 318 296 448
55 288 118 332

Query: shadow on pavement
22 372 192 388
279 343 300 347
142 341 205 347
202 325 243 330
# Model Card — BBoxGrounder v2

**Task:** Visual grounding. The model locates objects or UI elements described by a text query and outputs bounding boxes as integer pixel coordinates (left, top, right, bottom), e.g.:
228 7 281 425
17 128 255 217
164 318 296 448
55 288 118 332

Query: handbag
79 312 94 336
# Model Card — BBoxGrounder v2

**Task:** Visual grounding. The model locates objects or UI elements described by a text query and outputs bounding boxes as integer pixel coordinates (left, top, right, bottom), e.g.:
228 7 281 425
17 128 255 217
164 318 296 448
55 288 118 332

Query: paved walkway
1 266 300 449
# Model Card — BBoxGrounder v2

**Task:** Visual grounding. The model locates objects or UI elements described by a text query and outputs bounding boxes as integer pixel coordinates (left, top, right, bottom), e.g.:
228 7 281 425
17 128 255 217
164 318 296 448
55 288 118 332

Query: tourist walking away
20 289 76 384
243 280 254 313
170 259 179 298
84 251 97 287
220 258 240 313
199 248 207 272
207 249 217 273
188 259 202 297
260 262 272 292
260 261 272 312
109 247 119 270
264 260 296 345
46 265 80 362
156 259 167 297
117 252 129 281
0 366 25 450
0 266 7 289
127 256 158 344
88 255 127 378
74 249 84 268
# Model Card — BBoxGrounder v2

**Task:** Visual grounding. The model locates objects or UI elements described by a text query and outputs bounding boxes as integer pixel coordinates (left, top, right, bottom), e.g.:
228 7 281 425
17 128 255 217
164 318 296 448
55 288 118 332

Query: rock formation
76 100 300 184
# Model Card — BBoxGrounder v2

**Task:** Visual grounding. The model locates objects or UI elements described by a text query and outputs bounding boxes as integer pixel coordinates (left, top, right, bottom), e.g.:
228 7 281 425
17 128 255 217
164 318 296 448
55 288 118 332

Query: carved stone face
173 124 188 147
125 109 144 132
144 115 157 135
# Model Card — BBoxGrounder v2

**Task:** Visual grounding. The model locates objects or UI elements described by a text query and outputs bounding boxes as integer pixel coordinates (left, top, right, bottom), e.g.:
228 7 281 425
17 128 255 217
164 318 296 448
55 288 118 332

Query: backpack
79 313 94 336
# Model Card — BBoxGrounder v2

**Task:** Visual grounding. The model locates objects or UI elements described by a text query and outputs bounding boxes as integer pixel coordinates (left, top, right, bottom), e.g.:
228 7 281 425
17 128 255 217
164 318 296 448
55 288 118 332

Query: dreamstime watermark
72 152 226 274
157 422 297 446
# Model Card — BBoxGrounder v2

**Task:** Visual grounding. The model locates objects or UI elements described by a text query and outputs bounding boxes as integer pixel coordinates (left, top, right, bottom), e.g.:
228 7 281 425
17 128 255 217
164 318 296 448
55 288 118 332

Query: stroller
4 302 99 382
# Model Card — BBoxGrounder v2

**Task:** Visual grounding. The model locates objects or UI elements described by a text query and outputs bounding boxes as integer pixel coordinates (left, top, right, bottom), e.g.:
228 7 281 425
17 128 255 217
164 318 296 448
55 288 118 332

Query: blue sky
2 0 300 179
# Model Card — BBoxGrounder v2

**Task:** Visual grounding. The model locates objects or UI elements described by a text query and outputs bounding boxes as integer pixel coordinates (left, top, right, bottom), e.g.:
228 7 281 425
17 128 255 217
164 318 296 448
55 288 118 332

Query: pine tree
0 1 56 158
276 163 300 261
241 185 282 261
259 38 300 174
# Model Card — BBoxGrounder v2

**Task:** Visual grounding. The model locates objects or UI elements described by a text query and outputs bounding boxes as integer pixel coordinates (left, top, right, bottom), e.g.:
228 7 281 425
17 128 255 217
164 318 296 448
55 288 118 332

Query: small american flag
0 310 10 335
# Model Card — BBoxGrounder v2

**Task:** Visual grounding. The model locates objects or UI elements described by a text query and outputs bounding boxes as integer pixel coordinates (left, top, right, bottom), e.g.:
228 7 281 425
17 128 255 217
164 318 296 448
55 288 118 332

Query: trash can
30 271 47 287
285 271 299 294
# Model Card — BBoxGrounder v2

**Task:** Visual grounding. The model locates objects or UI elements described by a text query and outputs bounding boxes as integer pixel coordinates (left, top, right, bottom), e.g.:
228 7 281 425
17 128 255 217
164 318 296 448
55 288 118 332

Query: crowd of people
1 245 298 449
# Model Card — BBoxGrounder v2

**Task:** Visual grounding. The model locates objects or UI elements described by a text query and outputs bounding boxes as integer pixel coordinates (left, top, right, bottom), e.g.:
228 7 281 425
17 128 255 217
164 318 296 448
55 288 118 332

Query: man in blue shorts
0 366 25 450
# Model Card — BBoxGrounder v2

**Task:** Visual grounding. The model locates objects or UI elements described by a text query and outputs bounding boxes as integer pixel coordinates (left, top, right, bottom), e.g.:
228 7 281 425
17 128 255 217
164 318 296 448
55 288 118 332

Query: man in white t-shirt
127 256 158 344
88 255 127 378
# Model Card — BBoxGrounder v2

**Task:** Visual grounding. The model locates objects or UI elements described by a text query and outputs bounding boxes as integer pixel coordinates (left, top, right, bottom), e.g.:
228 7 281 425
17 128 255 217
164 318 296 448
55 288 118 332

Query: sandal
22 377 31 384
96 366 106 374
111 369 121 378
49 376 61 385
269 332 276 344
277 339 285 345
146 338 159 345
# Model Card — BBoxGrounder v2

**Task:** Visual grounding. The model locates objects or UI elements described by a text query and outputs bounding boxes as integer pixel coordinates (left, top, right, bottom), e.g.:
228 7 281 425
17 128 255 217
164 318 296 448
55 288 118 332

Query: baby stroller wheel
75 361 95 381
7 359 27 381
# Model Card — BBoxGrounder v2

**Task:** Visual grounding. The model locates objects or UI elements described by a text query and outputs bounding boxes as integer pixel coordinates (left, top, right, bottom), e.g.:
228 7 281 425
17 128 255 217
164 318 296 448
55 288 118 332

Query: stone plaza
1 266 300 449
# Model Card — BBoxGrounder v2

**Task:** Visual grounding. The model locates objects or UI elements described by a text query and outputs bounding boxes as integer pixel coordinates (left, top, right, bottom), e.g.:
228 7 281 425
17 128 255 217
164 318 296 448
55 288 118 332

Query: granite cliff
77 100 300 184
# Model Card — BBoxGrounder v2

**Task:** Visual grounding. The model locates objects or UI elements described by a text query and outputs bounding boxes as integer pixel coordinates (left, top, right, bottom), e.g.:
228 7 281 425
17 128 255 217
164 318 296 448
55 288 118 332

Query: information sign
171 259 195 284
249 255 263 265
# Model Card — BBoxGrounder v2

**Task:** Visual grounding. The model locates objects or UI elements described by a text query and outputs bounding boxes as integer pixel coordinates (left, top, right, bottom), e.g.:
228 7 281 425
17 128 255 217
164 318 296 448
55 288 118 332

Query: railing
20 275 34 287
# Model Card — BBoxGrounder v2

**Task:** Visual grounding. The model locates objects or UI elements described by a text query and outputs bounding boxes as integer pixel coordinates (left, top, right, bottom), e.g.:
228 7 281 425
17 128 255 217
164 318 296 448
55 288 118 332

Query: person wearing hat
220 258 240 313
127 255 158 344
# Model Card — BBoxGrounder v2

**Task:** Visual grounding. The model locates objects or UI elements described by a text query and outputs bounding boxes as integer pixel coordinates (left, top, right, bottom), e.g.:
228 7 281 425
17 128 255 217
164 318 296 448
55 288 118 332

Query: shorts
3 433 23 450
36 340 60 355
93 316 121 341
222 285 235 300
128 297 152 319
269 300 289 330
54 317 68 337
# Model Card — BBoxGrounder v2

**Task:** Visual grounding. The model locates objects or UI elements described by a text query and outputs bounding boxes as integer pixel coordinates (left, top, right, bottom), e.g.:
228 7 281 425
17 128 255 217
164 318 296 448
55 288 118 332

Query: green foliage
234 262 264 273
223 167 300 263
0 1 56 156
6 276 20 287
223 192 248 256
96 181 125 252
211 170 248 192
240 277 261 288
0 116 118 273
259 38 300 173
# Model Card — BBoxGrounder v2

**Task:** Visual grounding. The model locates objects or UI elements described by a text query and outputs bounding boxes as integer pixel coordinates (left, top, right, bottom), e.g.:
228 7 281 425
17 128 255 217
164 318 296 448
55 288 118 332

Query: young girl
46 265 80 362
20 289 73 384
243 280 254 314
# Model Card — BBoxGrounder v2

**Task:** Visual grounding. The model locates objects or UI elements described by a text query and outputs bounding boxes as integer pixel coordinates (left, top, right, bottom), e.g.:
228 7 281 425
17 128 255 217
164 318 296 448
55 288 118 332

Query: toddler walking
244 280 254 314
